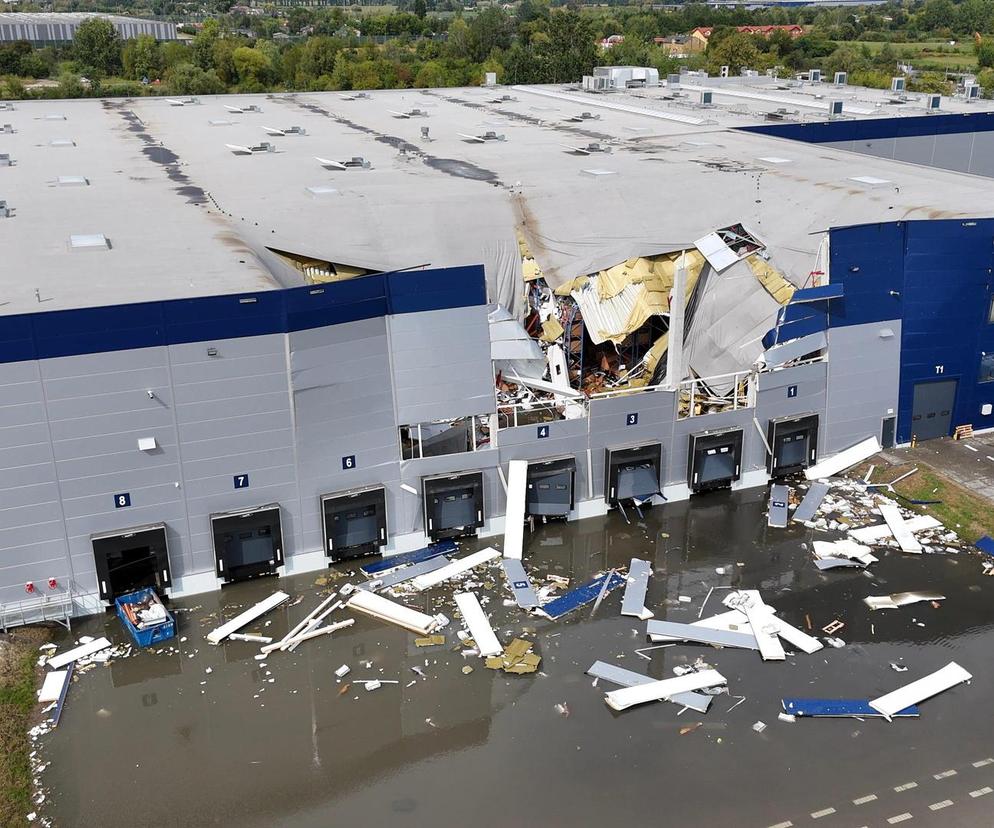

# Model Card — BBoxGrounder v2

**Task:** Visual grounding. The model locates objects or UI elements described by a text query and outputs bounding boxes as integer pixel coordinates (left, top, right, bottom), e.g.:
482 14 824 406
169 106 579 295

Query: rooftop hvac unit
720 65 729 78
582 74 611 92
809 69 822 83
926 94 941 111
700 90 713 106
965 83 981 100
0 200 10 218
1 124 12 133
667 73 681 87
834 71 847 86
0 153 10 167
891 76 906 93
485 71 497 87
828 99 844 117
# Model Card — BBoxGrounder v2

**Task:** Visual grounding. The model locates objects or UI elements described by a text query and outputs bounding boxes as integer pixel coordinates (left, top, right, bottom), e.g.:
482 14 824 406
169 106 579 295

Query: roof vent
1 124 13 134
56 176 89 187
43 114 66 120
581 168 617 177
758 156 791 165
69 234 110 251
305 185 338 197
50 139 75 148
0 103 14 111
0 153 11 167
848 175 891 188
0 200 13 218
208 119 233 127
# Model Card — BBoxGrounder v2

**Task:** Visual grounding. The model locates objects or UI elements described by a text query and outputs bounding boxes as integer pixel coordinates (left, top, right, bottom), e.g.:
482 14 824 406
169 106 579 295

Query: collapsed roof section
496 223 798 418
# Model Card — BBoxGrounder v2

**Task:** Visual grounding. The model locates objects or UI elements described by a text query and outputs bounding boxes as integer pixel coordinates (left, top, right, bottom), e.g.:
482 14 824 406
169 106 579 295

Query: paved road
885 432 994 505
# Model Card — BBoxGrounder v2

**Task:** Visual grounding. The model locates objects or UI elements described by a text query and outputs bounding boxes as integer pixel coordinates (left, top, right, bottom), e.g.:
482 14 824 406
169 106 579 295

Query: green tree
72 17 121 76
122 34 162 81
468 8 512 63
978 40 994 69
540 9 597 83
192 19 220 70
232 46 272 90
413 0 427 20
918 0 955 32
706 32 761 75
165 62 226 95
57 71 85 97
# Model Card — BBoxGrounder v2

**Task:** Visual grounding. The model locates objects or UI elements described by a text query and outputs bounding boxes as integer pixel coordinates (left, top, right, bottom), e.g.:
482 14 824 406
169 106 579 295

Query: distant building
598 34 624 50
690 24 805 49
0 12 177 44
654 34 696 56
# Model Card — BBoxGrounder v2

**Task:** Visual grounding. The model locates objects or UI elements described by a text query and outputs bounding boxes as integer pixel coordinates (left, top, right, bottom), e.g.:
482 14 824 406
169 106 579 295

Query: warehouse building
0 12 177 45
1 75 992 616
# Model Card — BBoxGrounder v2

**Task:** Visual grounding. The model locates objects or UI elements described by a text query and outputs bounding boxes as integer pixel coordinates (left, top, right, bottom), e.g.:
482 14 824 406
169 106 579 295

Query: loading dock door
604 444 662 507
211 505 284 584
767 414 819 477
911 379 958 442
321 486 387 563
688 429 744 493
422 472 485 542
526 457 576 518
92 523 171 602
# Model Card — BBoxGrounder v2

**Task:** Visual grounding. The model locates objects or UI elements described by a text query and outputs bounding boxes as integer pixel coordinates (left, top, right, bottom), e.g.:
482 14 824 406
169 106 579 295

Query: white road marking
895 782 919 792
767 821 793 828
853 794 878 805
929 800 953 811
969 787 992 798
811 808 836 819
888 814 913 824
972 758 994 768
934 769 957 779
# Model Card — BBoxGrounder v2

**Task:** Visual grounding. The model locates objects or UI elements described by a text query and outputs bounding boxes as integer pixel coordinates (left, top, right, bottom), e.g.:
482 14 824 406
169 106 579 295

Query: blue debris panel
539 572 626 620
975 536 994 557
782 698 920 718
360 539 456 576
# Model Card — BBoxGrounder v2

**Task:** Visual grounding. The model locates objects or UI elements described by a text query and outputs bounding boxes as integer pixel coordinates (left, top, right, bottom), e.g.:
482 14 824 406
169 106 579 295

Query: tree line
1 0 992 101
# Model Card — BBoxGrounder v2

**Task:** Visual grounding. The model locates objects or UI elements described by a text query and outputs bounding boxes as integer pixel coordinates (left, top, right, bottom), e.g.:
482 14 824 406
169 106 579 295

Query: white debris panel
869 662 972 721
805 436 881 480
604 669 727 712
346 590 440 635
453 592 503 657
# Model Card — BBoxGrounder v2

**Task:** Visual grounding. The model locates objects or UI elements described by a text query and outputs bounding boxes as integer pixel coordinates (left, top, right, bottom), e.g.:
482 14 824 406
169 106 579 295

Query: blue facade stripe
737 112 994 145
0 264 486 365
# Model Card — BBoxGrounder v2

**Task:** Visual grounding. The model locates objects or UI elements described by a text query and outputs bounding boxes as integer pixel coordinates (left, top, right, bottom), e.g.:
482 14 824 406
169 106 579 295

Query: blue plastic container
115 588 176 647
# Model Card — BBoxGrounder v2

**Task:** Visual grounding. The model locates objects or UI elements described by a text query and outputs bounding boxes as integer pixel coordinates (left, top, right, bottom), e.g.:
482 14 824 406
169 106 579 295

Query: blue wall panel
738 112 994 144
828 218 994 443
0 265 487 365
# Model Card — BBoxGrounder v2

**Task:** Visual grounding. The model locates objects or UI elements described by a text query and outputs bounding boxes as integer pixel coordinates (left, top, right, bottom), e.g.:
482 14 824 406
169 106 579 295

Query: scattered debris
752 721 767 733
46 637 112 670
620 558 653 620
879 502 923 554
822 619 845 635
680 722 703 735
485 638 541 674
335 664 351 678
538 571 626 620
453 592 502 658
869 662 973 721
805 436 881 480
411 547 501 591
414 634 446 647
767 484 789 528
864 592 945 611
346 590 441 635
500 558 540 609
206 592 290 644
783 698 920 718
604 669 727 712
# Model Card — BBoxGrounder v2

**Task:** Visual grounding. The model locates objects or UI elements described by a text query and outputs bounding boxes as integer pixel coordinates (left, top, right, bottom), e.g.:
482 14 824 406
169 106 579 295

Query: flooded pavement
39 487 994 828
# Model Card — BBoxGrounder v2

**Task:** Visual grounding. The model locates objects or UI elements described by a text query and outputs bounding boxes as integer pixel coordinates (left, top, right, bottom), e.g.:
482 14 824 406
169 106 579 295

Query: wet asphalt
40 487 994 828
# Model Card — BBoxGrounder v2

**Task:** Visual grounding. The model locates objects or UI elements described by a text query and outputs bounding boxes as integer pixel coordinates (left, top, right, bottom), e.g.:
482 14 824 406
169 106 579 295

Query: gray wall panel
389 306 495 423
588 390 676 498
825 321 901 452
891 135 936 167
670 408 759 486
929 132 974 173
